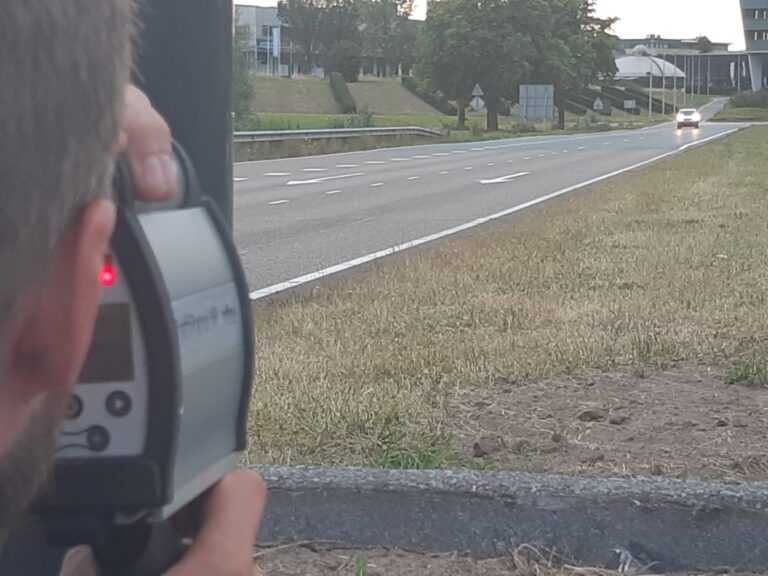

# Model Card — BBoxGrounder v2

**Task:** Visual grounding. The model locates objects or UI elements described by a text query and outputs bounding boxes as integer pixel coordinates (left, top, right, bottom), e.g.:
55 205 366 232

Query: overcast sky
237 0 747 50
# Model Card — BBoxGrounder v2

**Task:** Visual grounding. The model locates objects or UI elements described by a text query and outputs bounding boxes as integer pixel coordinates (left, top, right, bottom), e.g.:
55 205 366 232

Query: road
234 108 739 298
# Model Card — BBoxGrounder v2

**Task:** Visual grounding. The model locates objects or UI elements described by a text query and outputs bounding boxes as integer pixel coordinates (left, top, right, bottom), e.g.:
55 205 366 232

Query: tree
419 0 617 131
360 0 417 76
325 39 362 81
277 0 325 74
696 35 713 54
232 24 255 120
528 0 617 128
419 0 538 131
315 0 362 80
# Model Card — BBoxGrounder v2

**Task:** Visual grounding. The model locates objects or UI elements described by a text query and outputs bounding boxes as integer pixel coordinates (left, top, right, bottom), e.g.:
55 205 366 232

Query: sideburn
0 391 68 542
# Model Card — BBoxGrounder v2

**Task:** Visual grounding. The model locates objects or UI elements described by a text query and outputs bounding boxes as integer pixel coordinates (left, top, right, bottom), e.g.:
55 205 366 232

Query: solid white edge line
249 128 740 300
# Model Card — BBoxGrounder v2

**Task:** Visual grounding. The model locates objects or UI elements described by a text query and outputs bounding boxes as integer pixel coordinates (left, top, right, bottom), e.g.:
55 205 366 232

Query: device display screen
79 303 134 383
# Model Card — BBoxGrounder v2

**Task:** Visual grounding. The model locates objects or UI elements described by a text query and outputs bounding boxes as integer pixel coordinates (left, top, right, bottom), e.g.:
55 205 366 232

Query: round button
65 394 83 420
106 391 132 418
86 426 110 452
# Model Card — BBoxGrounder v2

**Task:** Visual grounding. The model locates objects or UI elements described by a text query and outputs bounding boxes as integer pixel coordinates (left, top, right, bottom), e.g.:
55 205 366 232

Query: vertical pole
707 55 711 96
135 0 234 229
673 54 678 112
648 56 653 123
661 53 666 119
698 56 702 96
277 28 282 76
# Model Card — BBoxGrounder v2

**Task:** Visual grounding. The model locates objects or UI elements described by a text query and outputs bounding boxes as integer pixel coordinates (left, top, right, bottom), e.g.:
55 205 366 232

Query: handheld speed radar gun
37 143 254 572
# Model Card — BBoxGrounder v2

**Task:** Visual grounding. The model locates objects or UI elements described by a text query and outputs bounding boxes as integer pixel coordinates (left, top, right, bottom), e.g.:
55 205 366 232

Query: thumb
166 470 267 576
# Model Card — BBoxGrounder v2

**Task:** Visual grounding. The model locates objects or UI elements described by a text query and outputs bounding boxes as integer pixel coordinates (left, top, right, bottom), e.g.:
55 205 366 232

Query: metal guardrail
233 126 443 143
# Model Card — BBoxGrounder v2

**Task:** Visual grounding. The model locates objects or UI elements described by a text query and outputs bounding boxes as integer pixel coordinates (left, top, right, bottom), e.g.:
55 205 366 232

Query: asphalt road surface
234 100 739 298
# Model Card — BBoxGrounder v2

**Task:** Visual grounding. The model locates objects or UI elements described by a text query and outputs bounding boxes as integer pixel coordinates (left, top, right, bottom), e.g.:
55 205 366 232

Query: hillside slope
347 76 442 115
251 76 339 114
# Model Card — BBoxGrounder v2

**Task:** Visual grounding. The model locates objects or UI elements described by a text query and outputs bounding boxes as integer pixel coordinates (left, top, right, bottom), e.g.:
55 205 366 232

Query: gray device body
38 145 254 543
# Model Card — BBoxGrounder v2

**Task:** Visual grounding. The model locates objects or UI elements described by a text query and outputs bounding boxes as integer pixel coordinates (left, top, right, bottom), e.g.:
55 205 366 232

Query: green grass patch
370 431 460 470
713 107 768 122
355 554 368 576
726 363 768 387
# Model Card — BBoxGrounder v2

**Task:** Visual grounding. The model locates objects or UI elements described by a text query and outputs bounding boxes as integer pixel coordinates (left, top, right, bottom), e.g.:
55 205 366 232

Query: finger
167 470 267 576
121 85 178 202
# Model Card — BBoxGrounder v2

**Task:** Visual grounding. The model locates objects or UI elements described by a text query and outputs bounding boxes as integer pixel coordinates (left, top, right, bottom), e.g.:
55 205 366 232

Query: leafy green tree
232 24 255 120
325 40 362 81
419 0 616 131
360 0 416 76
696 35 713 54
419 0 538 131
318 0 361 79
277 0 325 74
528 0 617 128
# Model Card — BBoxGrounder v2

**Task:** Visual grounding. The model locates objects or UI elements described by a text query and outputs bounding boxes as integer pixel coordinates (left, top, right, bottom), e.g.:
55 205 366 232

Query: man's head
0 1 135 538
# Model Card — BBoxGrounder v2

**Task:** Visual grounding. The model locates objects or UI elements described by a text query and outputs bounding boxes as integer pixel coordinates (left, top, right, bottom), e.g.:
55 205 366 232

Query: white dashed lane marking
287 172 365 186
478 172 531 185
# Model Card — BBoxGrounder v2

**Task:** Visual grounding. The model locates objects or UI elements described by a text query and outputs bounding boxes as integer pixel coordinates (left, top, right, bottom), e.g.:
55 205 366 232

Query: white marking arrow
478 172 530 185
287 172 365 186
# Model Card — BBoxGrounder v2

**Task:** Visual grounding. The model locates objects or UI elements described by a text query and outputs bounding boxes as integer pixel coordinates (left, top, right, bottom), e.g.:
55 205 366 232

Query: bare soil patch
448 365 768 480
255 545 614 576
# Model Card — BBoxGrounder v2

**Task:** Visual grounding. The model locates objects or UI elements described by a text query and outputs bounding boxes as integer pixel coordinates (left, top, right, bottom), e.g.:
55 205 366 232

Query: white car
676 108 701 129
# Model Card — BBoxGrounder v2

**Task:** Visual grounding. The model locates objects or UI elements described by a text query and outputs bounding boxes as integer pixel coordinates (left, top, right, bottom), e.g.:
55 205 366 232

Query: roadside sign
472 84 484 97
272 26 281 58
519 84 555 122
469 95 485 111
593 97 604 112
623 99 637 110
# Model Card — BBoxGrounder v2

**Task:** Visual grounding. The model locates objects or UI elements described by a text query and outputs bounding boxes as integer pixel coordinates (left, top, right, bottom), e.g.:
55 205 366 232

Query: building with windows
617 35 750 93
741 0 768 90
616 36 731 55
235 5 297 77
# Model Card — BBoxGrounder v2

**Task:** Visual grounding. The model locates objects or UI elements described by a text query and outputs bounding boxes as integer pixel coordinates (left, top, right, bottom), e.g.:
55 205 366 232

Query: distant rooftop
616 35 731 55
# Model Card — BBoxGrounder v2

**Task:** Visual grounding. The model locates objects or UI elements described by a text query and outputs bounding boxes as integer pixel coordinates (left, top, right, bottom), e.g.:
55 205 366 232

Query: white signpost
623 99 637 125
593 97 604 112
470 84 485 111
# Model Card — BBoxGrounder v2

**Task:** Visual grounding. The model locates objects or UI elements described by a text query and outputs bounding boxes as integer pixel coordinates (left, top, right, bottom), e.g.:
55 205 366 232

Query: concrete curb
252 466 768 571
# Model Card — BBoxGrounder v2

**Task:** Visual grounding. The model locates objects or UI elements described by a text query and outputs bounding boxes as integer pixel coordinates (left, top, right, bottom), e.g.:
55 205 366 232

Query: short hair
0 0 135 340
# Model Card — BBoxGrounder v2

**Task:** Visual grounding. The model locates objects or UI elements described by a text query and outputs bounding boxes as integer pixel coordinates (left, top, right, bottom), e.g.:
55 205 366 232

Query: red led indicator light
100 256 117 287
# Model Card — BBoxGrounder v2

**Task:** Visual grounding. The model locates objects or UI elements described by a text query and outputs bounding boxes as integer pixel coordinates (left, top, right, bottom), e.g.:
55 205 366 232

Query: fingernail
160 155 179 198
141 155 166 198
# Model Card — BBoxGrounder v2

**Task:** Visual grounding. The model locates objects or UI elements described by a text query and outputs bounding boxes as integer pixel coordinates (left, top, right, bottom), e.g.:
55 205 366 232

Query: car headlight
676 113 685 122
692 113 701 122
